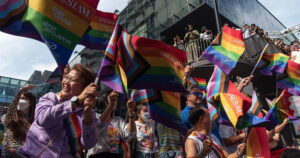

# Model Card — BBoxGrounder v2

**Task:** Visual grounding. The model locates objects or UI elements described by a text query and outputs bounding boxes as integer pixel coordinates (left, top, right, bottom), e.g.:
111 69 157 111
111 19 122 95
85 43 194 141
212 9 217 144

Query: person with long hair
2 84 36 153
19 64 99 158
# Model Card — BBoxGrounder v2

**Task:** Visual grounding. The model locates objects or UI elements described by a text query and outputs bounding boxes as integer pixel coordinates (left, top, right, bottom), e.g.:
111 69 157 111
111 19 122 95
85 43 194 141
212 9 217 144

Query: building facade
119 0 285 41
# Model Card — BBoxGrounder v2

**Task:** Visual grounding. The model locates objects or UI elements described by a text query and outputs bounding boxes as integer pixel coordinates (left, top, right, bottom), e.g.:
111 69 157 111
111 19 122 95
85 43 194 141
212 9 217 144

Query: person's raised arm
127 99 136 133
99 91 118 123
224 143 246 158
183 66 193 88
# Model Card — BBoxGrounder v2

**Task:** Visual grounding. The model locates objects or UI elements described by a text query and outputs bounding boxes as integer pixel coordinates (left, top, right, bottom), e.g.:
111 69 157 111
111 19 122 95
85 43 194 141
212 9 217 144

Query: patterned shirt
157 123 183 155
2 86 29 150
87 115 136 157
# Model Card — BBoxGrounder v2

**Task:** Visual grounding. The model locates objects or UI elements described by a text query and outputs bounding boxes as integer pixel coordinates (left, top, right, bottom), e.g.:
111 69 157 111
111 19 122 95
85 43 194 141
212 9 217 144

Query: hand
283 118 290 124
236 143 246 156
78 83 99 105
24 84 35 91
108 91 118 110
83 95 97 113
184 66 193 77
127 99 136 116
201 139 212 156
237 75 253 91
239 133 246 139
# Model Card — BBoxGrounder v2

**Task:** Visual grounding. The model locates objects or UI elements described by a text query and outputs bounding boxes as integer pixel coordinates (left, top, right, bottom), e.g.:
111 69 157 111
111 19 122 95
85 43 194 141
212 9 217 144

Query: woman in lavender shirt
19 64 99 158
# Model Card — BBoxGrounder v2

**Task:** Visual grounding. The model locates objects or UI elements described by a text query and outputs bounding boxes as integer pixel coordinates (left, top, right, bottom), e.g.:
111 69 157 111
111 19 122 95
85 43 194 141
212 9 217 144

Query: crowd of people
173 24 215 62
0 63 300 158
172 23 299 63
241 24 299 56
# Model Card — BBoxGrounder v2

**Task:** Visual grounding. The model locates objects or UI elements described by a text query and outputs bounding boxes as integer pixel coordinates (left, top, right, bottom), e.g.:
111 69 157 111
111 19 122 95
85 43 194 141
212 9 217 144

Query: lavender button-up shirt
20 92 98 158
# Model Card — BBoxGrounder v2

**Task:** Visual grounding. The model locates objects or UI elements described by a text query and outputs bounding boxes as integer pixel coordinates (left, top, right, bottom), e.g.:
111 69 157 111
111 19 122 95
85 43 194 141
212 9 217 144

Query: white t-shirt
187 131 223 158
135 120 156 153
219 124 244 154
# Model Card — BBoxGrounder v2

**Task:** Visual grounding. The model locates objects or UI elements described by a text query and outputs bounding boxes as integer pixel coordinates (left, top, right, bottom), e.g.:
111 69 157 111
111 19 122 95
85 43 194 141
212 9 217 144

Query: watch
71 96 82 108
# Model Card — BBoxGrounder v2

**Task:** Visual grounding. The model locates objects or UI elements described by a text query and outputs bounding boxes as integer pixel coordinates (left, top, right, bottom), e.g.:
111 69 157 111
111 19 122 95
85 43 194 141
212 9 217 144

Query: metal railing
184 38 213 63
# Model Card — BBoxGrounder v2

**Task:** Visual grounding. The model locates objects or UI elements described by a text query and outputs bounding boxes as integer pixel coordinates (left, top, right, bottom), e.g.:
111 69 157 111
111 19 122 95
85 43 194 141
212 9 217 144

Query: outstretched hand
237 75 254 91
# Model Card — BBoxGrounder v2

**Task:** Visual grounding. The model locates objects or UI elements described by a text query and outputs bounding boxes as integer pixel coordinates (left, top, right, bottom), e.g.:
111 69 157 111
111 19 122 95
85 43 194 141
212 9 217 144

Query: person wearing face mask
133 103 157 158
1 84 36 155
87 88 136 158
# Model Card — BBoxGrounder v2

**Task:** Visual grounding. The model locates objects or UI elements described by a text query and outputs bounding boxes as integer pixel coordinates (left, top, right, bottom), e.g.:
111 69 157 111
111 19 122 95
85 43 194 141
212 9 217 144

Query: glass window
0 77 9 84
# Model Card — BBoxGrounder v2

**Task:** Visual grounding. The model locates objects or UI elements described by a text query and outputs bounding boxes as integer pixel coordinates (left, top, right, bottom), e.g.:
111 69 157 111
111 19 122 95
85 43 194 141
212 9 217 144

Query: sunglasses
189 92 202 97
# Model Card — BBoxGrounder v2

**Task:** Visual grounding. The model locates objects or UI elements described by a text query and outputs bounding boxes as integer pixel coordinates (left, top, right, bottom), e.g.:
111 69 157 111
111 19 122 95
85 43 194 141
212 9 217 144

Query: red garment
270 148 286 158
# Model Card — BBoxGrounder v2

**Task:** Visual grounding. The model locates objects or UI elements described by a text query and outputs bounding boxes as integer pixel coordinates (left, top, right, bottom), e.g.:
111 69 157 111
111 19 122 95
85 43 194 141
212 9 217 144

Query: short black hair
188 107 206 126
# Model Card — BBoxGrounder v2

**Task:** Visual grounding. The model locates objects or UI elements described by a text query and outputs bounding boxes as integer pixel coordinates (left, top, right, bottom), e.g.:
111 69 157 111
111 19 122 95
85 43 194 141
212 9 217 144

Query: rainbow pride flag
189 77 206 90
96 21 128 93
219 93 245 128
277 60 300 95
0 0 27 29
26 0 99 72
248 90 263 118
119 138 131 158
206 65 252 110
79 10 118 50
246 127 270 158
1 0 100 75
202 26 245 74
97 26 187 94
131 89 187 135
257 53 289 76
219 93 275 130
265 89 297 125
63 113 83 158
0 0 43 42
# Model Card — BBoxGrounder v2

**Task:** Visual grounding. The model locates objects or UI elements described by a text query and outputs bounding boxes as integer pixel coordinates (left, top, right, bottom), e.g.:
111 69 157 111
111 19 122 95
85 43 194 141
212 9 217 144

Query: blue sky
0 0 299 80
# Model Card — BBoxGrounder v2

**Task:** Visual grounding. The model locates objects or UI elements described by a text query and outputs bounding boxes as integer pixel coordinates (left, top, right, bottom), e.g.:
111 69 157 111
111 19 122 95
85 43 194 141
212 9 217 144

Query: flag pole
34 80 59 87
275 73 279 98
249 43 269 76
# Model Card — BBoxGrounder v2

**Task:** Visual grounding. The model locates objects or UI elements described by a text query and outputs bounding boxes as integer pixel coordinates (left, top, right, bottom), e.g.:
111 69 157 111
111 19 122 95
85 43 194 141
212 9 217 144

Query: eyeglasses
189 92 202 97
62 75 82 83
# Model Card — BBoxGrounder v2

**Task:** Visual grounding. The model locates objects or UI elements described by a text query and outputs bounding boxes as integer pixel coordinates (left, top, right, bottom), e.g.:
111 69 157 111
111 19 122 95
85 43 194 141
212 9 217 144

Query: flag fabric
1 0 100 75
219 93 244 128
131 89 187 135
0 0 43 42
26 0 99 71
246 127 270 158
0 0 27 29
265 89 297 125
248 90 263 118
189 77 207 99
206 65 252 110
96 21 127 93
63 113 83 158
79 10 118 50
97 26 187 94
189 77 206 90
277 60 300 95
202 25 245 74
218 93 274 129
119 138 131 158
270 148 286 158
208 102 219 121
257 53 289 76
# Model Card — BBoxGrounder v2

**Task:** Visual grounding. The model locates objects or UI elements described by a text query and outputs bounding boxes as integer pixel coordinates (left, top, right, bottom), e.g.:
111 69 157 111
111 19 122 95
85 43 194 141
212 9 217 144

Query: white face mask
17 99 30 112
141 112 150 122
